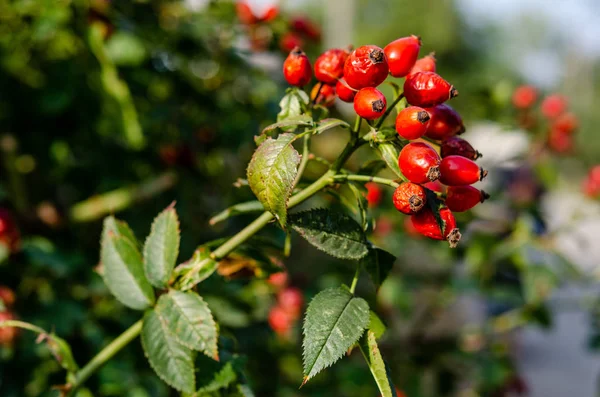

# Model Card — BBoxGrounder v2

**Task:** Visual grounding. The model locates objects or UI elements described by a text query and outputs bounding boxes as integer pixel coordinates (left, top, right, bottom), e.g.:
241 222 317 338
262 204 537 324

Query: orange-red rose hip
384 35 421 78
311 83 336 107
424 104 465 140
283 47 312 87
439 155 487 186
336 78 356 102
392 182 427 214
398 142 441 184
314 48 349 84
395 106 430 140
446 185 489 212
343 45 389 90
409 53 436 76
404 71 457 107
354 87 386 120
411 207 461 247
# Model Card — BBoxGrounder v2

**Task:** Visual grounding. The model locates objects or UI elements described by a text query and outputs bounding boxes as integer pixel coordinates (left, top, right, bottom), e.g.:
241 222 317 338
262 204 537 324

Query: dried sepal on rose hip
392 182 427 215
398 142 441 184
395 106 430 140
439 155 488 186
424 103 465 140
440 136 481 160
445 185 489 212
409 52 436 76
384 35 421 78
404 71 458 107
411 207 461 248
311 83 336 107
354 87 387 120
283 47 312 87
336 78 357 102
314 47 350 84
343 45 389 90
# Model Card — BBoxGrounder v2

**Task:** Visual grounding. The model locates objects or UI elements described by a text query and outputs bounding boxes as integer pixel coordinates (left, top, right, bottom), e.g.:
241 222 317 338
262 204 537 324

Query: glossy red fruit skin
343 45 389 90
404 71 457 107
553 112 578 134
278 287 303 317
354 87 387 120
411 207 461 247
279 32 304 52
310 83 336 107
440 136 481 160
335 78 357 102
408 52 436 76
314 48 349 84
392 182 427 214
439 155 487 186
512 85 537 109
424 104 465 140
446 185 489 212
383 35 421 78
365 182 383 207
283 47 312 87
541 94 567 119
395 106 430 140
0 209 20 254
0 311 18 346
398 142 441 184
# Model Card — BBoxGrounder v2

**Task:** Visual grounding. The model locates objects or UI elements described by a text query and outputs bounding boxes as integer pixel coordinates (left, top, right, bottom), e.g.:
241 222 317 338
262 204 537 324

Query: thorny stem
375 93 405 129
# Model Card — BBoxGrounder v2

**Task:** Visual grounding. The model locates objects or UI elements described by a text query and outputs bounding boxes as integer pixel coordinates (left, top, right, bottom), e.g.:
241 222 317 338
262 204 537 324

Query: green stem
208 200 264 225
293 134 311 188
68 320 143 396
353 116 363 138
0 319 46 334
349 265 360 294
375 93 405 129
333 174 400 188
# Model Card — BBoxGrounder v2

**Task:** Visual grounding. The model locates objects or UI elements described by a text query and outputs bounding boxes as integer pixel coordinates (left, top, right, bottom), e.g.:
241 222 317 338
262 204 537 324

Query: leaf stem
333 174 400 188
67 320 143 396
375 93 405 129
349 265 361 294
0 319 47 334
293 134 311 188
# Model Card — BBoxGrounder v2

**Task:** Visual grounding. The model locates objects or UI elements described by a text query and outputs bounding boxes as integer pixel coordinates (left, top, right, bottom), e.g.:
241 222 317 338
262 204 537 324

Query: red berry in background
403 216 421 237
512 85 537 109
547 127 573 154
583 165 600 198
314 48 350 84
383 35 421 78
336 78 357 102
398 142 441 184
411 207 461 247
553 112 579 134
354 87 387 120
279 32 304 53
343 45 389 90
268 305 293 336
0 287 15 308
0 209 20 254
0 311 18 346
439 155 488 186
290 16 321 41
409 52 436 76
373 217 394 238
541 94 567 119
283 47 312 87
404 71 458 107
395 106 430 140
278 287 304 318
259 6 279 22
311 83 336 107
365 182 383 207
268 272 288 290
445 185 489 212
236 1 257 24
424 104 465 140
392 182 427 214
440 136 481 160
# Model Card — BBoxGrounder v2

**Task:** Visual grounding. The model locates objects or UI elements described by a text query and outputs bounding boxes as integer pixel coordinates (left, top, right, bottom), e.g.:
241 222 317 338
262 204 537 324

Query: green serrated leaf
315 118 350 134
424 188 445 233
247 133 301 228
101 217 155 310
172 247 218 291
360 248 396 290
197 361 237 393
377 142 405 179
155 290 218 359
359 330 397 397
263 115 313 134
302 287 370 383
369 311 387 340
290 209 369 260
144 205 180 289
141 310 195 393
277 89 309 122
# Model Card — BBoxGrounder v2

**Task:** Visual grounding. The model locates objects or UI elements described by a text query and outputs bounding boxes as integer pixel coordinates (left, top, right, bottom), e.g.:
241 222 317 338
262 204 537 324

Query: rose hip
404 71 458 107
424 104 465 140
541 94 567 119
311 83 336 107
314 48 350 84
343 45 389 90
445 185 489 212
395 106 430 140
384 35 421 78
336 78 357 102
392 182 427 214
354 87 387 120
411 207 461 247
440 136 481 160
512 85 537 109
283 47 312 87
408 52 436 76
439 155 488 186
398 142 441 184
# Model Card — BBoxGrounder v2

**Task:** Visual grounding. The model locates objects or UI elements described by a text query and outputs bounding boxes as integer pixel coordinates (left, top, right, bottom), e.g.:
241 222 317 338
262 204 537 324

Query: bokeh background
1 0 600 396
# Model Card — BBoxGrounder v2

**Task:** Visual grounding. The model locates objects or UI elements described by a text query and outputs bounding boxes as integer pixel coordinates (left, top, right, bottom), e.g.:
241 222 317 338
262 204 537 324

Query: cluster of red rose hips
283 36 489 247
0 285 18 346
512 86 579 153
267 272 304 338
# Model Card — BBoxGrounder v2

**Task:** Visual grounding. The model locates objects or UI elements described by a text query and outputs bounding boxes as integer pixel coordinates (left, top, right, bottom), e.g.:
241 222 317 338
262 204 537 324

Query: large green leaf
143 204 180 288
100 217 155 310
376 142 404 179
360 248 396 290
172 247 219 291
141 310 195 393
302 287 370 383
277 88 309 122
156 290 218 360
359 330 397 397
247 133 301 228
290 209 369 260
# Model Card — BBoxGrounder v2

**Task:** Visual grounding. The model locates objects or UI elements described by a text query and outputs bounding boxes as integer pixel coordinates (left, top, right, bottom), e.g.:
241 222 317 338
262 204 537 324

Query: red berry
512 85 537 109
354 87 387 120
553 112 578 134
0 287 15 308
365 182 383 207
404 71 458 107
398 142 441 184
311 83 336 107
395 106 430 140
409 52 436 76
424 104 465 140
268 272 288 290
541 94 567 119
411 207 461 247
383 35 421 78
314 48 350 84
0 209 20 254
278 287 304 318
446 185 489 212
439 155 488 186
0 311 18 346
336 78 357 102
343 45 389 90
236 1 257 24
424 180 445 193
392 182 427 214
440 136 481 160
283 47 312 87
547 127 573 154
268 305 293 336
290 16 321 41
583 165 600 198
279 32 304 53
259 6 279 22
